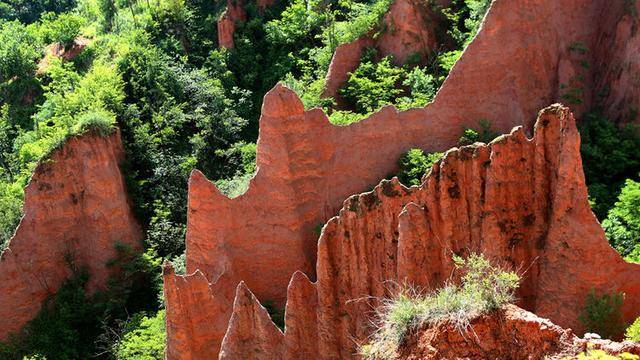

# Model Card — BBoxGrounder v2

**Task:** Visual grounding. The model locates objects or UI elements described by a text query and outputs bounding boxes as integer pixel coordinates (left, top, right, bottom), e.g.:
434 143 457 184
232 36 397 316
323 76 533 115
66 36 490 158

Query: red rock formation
0 131 142 341
593 1 640 124
37 37 90 74
217 0 247 49
217 0 274 49
398 305 640 360
217 11 237 49
165 0 640 357
322 37 375 102
322 0 438 101
218 105 640 358
219 282 285 359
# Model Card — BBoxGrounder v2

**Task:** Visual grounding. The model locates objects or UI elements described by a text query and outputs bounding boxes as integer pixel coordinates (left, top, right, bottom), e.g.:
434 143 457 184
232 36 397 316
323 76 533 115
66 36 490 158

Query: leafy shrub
0 181 23 250
171 252 186 275
0 269 103 359
38 12 86 48
626 316 640 341
215 172 253 199
396 67 439 110
458 119 498 146
0 0 77 23
340 51 404 113
603 179 640 258
361 253 519 359
396 149 443 186
579 112 640 219
328 110 370 126
579 289 626 340
0 246 162 359
438 50 462 76
575 349 639 360
464 0 492 39
115 310 165 360
72 109 116 136
0 20 40 112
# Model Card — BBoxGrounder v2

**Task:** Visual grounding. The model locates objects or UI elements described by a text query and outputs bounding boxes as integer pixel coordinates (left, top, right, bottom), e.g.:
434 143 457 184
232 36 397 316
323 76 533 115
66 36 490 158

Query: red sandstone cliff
0 131 142 341
218 105 640 358
165 0 640 357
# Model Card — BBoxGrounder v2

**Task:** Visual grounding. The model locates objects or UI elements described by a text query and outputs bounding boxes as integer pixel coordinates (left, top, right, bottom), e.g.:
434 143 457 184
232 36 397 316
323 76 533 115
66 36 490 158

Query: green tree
38 12 86 48
340 51 404 113
115 310 166 359
579 289 626 340
579 112 640 219
603 179 640 258
397 149 442 186
0 0 77 23
0 20 40 123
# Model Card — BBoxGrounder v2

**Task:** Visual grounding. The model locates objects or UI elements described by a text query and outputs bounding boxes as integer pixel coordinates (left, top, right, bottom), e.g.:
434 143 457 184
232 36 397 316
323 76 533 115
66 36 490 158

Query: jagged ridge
220 105 640 358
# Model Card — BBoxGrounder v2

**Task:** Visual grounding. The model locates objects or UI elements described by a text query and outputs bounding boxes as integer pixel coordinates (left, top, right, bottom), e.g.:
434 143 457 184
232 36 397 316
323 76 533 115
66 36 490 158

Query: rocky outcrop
37 37 90 74
166 0 640 357
217 0 274 49
593 3 640 124
219 282 285 360
322 0 438 101
218 105 640 358
0 131 142 341
398 305 640 360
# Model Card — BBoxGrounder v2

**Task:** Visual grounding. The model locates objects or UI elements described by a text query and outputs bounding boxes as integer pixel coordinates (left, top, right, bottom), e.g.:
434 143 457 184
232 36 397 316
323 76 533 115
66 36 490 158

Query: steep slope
219 105 640 358
164 0 640 357
0 131 142 341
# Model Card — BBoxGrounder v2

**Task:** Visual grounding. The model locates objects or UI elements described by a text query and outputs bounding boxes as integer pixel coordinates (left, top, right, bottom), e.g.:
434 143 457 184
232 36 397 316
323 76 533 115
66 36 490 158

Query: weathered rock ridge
398 305 640 360
218 105 640 358
0 131 142 341
165 0 640 357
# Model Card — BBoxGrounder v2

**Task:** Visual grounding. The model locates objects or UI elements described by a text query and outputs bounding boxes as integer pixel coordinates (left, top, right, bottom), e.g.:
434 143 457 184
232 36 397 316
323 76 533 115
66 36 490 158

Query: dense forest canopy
0 0 638 358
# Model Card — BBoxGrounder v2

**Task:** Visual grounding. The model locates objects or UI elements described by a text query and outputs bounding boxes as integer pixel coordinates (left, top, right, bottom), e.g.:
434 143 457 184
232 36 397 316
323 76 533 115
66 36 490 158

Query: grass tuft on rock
360 253 520 360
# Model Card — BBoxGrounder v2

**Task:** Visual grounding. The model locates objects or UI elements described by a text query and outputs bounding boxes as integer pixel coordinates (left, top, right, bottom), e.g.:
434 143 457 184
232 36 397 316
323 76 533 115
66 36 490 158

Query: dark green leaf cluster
396 148 442 187
579 112 640 220
579 289 626 340
0 245 162 359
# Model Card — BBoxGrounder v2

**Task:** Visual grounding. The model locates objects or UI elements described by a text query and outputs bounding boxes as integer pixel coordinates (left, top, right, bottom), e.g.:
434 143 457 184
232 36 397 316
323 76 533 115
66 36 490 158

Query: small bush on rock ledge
360 253 519 359
579 289 626 340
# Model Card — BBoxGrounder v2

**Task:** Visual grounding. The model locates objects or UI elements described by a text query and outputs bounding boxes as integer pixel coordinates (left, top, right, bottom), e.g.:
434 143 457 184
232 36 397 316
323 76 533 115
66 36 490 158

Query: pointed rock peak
535 104 573 131
289 270 313 287
188 169 209 186
261 83 305 119
220 281 285 359
162 260 175 276
188 169 227 199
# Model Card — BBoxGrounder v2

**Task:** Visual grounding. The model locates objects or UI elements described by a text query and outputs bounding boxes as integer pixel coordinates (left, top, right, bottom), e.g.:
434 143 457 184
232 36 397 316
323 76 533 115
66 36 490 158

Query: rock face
165 0 640 357
399 305 640 360
593 3 640 124
217 0 274 49
218 282 285 360
0 131 142 341
218 105 640 358
322 0 437 101
37 37 90 74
